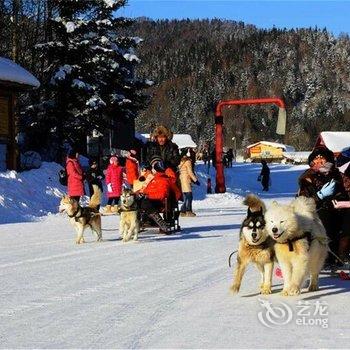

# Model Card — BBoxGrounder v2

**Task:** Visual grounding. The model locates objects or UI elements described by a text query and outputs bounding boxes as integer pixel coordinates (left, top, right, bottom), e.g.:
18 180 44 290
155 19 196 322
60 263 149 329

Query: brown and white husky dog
119 188 140 242
231 194 275 295
59 185 102 244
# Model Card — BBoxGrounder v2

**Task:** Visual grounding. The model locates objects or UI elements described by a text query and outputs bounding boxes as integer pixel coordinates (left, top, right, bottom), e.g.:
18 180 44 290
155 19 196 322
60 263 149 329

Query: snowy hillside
1 162 349 348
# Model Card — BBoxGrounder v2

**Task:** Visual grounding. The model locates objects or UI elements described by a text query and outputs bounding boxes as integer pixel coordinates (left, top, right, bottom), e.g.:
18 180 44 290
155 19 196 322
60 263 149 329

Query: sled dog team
59 186 140 244
231 194 328 296
60 189 329 296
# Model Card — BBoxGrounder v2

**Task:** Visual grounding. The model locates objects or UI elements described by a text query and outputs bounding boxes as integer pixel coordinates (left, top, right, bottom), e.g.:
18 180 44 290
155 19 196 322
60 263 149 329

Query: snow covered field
1 162 350 348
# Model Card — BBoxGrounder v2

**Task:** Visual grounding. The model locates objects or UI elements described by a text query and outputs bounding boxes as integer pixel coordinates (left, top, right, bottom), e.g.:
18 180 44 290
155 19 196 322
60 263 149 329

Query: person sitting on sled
135 159 172 233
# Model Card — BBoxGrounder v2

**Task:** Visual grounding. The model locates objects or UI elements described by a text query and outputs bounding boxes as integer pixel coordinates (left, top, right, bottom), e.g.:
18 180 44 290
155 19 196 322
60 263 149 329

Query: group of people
200 148 234 169
298 146 350 268
64 126 350 263
65 125 200 232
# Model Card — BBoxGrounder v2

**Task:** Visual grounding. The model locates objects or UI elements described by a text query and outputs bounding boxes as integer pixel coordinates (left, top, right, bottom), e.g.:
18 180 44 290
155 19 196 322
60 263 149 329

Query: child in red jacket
66 149 84 202
104 156 124 213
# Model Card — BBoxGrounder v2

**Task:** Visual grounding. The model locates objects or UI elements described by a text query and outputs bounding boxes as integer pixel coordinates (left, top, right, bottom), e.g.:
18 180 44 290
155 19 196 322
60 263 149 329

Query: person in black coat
260 159 270 191
86 159 104 210
226 148 234 167
298 147 350 266
146 125 181 172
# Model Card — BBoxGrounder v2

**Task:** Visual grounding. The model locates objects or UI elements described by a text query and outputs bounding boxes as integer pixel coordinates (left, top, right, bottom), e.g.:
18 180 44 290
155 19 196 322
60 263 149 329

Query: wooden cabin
0 57 40 171
245 141 295 162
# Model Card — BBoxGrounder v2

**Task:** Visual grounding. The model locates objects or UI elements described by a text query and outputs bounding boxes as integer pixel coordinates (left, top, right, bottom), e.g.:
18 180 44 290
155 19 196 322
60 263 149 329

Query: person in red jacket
141 169 170 201
125 149 139 188
137 159 172 233
66 149 84 202
165 167 182 202
104 156 124 213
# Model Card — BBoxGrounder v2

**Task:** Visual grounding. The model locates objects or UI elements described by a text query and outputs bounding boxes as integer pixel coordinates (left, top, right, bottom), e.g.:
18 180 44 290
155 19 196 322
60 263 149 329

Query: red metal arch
215 97 286 193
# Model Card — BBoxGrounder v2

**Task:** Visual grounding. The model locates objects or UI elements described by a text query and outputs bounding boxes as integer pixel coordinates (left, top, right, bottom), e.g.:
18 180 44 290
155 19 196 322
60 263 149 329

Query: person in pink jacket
104 156 124 213
66 149 85 202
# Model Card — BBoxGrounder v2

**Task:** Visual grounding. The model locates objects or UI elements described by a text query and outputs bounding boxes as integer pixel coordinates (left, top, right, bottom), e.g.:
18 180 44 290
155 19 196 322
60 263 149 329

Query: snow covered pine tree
27 0 151 160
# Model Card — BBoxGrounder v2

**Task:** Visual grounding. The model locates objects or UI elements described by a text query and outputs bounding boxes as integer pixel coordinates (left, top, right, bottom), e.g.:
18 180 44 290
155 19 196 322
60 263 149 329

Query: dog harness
228 239 275 267
118 202 138 213
285 231 313 252
68 207 96 223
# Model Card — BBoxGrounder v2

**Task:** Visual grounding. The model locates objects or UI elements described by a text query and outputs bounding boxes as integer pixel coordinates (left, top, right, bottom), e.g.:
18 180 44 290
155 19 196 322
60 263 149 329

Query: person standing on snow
104 156 124 213
86 159 104 211
179 152 200 217
259 159 270 191
226 148 234 167
66 148 84 203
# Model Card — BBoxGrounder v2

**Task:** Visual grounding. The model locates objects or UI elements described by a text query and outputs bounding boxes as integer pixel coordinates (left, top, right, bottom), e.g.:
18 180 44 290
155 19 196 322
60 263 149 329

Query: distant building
245 141 295 162
0 57 40 171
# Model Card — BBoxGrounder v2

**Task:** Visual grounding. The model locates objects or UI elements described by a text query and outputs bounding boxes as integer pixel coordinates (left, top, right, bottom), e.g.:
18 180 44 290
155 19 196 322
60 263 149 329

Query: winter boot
148 212 171 233
180 212 187 217
186 211 196 217
103 205 112 214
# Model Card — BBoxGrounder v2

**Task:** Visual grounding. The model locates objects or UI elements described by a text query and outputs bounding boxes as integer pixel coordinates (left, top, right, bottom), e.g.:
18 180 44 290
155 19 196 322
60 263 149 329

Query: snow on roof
247 141 295 152
137 133 197 149
0 57 40 88
318 132 350 152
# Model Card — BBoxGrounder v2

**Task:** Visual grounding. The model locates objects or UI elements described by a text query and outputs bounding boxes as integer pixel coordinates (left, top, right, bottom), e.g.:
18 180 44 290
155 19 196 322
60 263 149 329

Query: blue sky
119 1 350 36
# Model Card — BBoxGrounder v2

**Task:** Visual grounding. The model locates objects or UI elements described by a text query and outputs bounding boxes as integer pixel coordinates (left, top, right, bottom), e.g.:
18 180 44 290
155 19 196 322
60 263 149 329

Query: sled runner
139 196 181 234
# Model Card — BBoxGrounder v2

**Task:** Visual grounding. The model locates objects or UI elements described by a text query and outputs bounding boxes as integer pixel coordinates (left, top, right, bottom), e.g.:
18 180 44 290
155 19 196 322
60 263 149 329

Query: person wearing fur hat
66 149 84 202
298 146 350 267
179 153 200 217
104 156 124 213
146 125 181 172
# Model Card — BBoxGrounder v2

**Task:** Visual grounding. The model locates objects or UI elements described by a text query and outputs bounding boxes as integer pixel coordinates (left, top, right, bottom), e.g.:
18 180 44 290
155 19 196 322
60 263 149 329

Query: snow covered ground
1 162 350 348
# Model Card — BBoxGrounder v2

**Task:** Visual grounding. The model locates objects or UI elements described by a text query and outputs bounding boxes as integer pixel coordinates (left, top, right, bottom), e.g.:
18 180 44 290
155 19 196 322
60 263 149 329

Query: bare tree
11 0 21 61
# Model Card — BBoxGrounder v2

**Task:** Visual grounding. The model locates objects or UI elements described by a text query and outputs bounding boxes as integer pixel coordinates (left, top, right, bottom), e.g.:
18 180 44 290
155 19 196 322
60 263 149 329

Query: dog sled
100 195 181 234
139 196 181 234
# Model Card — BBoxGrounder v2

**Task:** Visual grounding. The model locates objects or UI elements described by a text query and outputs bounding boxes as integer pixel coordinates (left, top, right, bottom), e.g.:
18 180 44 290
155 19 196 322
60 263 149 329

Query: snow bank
0 162 66 224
